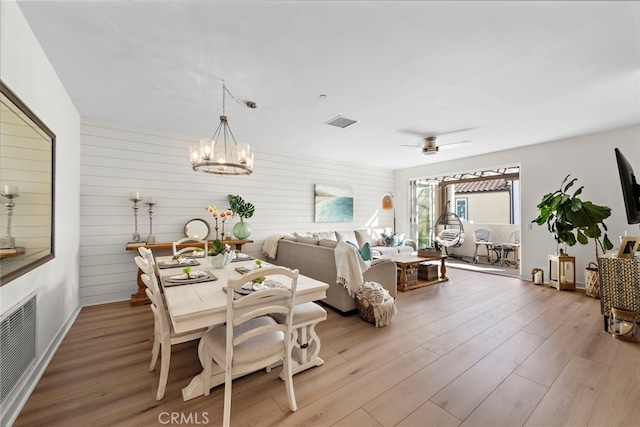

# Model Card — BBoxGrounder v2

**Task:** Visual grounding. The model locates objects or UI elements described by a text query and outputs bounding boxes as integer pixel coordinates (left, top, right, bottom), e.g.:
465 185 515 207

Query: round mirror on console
184 218 210 239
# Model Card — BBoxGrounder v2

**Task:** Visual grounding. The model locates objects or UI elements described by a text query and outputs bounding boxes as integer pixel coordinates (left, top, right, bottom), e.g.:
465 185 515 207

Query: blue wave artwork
315 183 353 223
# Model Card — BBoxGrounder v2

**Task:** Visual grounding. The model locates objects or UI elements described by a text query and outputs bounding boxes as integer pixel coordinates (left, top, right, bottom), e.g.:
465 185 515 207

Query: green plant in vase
207 239 233 269
229 194 255 240
532 174 614 259
183 267 192 277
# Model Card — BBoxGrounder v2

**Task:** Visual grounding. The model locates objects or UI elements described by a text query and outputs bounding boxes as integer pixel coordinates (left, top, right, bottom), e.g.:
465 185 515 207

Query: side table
548 253 576 291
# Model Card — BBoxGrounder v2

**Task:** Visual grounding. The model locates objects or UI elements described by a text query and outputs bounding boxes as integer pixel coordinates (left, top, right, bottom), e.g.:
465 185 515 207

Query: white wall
396 125 640 284
463 191 511 224
0 0 81 423
80 119 395 305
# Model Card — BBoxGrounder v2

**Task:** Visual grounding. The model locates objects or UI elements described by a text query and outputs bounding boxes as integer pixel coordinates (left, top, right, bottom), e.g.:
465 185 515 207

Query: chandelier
190 82 254 175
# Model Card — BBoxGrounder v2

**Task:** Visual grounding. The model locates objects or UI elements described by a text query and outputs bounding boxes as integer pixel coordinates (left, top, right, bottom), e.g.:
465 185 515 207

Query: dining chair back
138 248 206 401
138 246 159 276
473 228 493 264
172 237 208 257
501 230 521 267
202 266 299 426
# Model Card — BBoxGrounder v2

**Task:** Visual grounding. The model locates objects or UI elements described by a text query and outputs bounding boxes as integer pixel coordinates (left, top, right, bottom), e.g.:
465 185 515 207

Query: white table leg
279 321 324 380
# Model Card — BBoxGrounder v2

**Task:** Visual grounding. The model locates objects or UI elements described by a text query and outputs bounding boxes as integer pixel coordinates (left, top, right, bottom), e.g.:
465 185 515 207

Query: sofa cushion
319 239 339 248
396 245 414 254
297 236 319 245
374 246 401 255
313 231 337 241
355 229 379 247
336 230 359 245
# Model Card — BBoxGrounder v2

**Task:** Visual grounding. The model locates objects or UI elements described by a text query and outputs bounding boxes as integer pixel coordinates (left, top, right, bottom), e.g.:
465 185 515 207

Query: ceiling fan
402 136 471 156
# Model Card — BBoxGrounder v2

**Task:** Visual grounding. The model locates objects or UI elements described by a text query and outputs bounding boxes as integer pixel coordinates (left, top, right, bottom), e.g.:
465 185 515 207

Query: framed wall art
618 236 640 259
314 183 353 223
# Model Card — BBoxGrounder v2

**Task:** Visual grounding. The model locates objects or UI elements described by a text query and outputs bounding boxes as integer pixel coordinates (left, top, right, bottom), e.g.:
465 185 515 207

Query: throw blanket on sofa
335 242 370 295
355 282 397 327
262 233 294 258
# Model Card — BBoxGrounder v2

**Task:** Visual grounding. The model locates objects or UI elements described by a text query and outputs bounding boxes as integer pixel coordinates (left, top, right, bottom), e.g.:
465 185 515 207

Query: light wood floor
15 268 640 426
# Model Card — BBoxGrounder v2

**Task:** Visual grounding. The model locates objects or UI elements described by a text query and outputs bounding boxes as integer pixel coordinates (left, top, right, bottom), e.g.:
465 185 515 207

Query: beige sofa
264 229 412 314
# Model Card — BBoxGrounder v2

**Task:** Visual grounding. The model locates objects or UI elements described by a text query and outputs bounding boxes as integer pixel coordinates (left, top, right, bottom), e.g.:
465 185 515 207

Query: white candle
534 271 542 284
3 184 18 195
146 196 155 204
130 191 140 200
619 320 634 335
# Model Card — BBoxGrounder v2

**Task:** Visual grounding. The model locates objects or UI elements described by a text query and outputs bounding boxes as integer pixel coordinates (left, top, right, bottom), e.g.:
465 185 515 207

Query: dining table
155 254 329 401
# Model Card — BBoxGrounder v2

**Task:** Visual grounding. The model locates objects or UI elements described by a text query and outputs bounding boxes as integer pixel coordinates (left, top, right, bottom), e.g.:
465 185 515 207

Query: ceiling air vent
325 116 358 129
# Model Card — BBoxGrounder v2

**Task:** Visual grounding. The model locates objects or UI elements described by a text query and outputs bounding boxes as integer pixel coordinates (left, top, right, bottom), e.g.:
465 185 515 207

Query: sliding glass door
410 180 438 248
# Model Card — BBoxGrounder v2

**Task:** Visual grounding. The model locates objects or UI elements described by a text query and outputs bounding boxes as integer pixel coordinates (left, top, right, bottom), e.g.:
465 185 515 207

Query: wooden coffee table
376 253 448 291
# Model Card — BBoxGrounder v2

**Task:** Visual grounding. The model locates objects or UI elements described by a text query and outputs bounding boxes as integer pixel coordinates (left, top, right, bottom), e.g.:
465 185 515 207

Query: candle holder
145 199 156 244
129 195 142 243
0 191 19 249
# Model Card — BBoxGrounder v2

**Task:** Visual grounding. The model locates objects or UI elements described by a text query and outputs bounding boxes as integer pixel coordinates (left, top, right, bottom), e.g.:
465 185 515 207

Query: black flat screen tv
615 148 640 224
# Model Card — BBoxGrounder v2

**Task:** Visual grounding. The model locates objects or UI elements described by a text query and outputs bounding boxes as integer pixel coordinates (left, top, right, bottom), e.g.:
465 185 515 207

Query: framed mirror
0 80 55 286
184 218 210 240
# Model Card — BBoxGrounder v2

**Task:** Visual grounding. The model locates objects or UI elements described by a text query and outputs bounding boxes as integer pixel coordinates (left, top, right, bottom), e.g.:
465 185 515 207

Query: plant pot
233 220 252 240
208 252 233 269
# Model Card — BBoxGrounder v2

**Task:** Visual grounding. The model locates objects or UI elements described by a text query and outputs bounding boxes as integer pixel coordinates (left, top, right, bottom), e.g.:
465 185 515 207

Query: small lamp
381 192 396 233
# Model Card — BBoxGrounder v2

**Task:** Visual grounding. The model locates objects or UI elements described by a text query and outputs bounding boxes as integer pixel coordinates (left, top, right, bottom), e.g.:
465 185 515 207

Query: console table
0 247 25 259
125 238 253 306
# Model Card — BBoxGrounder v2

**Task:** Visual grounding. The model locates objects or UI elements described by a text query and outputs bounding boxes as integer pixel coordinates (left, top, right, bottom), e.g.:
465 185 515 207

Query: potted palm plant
229 194 255 239
532 174 614 296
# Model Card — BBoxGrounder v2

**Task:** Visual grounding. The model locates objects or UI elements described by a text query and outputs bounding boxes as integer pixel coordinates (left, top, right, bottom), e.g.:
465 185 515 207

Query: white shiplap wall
80 118 395 305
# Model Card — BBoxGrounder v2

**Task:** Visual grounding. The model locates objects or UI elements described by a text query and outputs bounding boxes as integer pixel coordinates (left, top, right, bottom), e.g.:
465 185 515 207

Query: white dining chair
501 230 521 268
473 228 493 264
202 266 299 427
172 237 208 257
137 249 207 401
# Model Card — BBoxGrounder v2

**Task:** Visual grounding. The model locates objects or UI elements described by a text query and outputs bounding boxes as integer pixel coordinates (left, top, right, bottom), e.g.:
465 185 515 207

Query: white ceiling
15 1 640 170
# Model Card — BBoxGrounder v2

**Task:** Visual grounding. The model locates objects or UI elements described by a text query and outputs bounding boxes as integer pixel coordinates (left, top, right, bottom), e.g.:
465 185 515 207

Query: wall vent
0 293 36 406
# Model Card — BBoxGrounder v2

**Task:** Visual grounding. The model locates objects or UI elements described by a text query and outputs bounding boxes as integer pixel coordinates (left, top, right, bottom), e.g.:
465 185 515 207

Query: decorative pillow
347 241 372 261
297 236 319 245
394 232 405 246
313 231 337 241
381 232 396 247
318 239 339 248
336 230 358 245
355 229 378 247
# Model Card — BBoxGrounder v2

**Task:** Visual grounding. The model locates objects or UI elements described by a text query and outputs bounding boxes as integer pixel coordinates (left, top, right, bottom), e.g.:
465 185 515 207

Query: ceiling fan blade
398 126 476 137
401 144 422 148
439 140 471 150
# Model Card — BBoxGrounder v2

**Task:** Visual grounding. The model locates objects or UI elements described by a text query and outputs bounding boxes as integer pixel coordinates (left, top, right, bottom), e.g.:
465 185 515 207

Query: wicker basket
585 262 600 299
397 266 418 286
418 263 439 281
356 297 375 324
